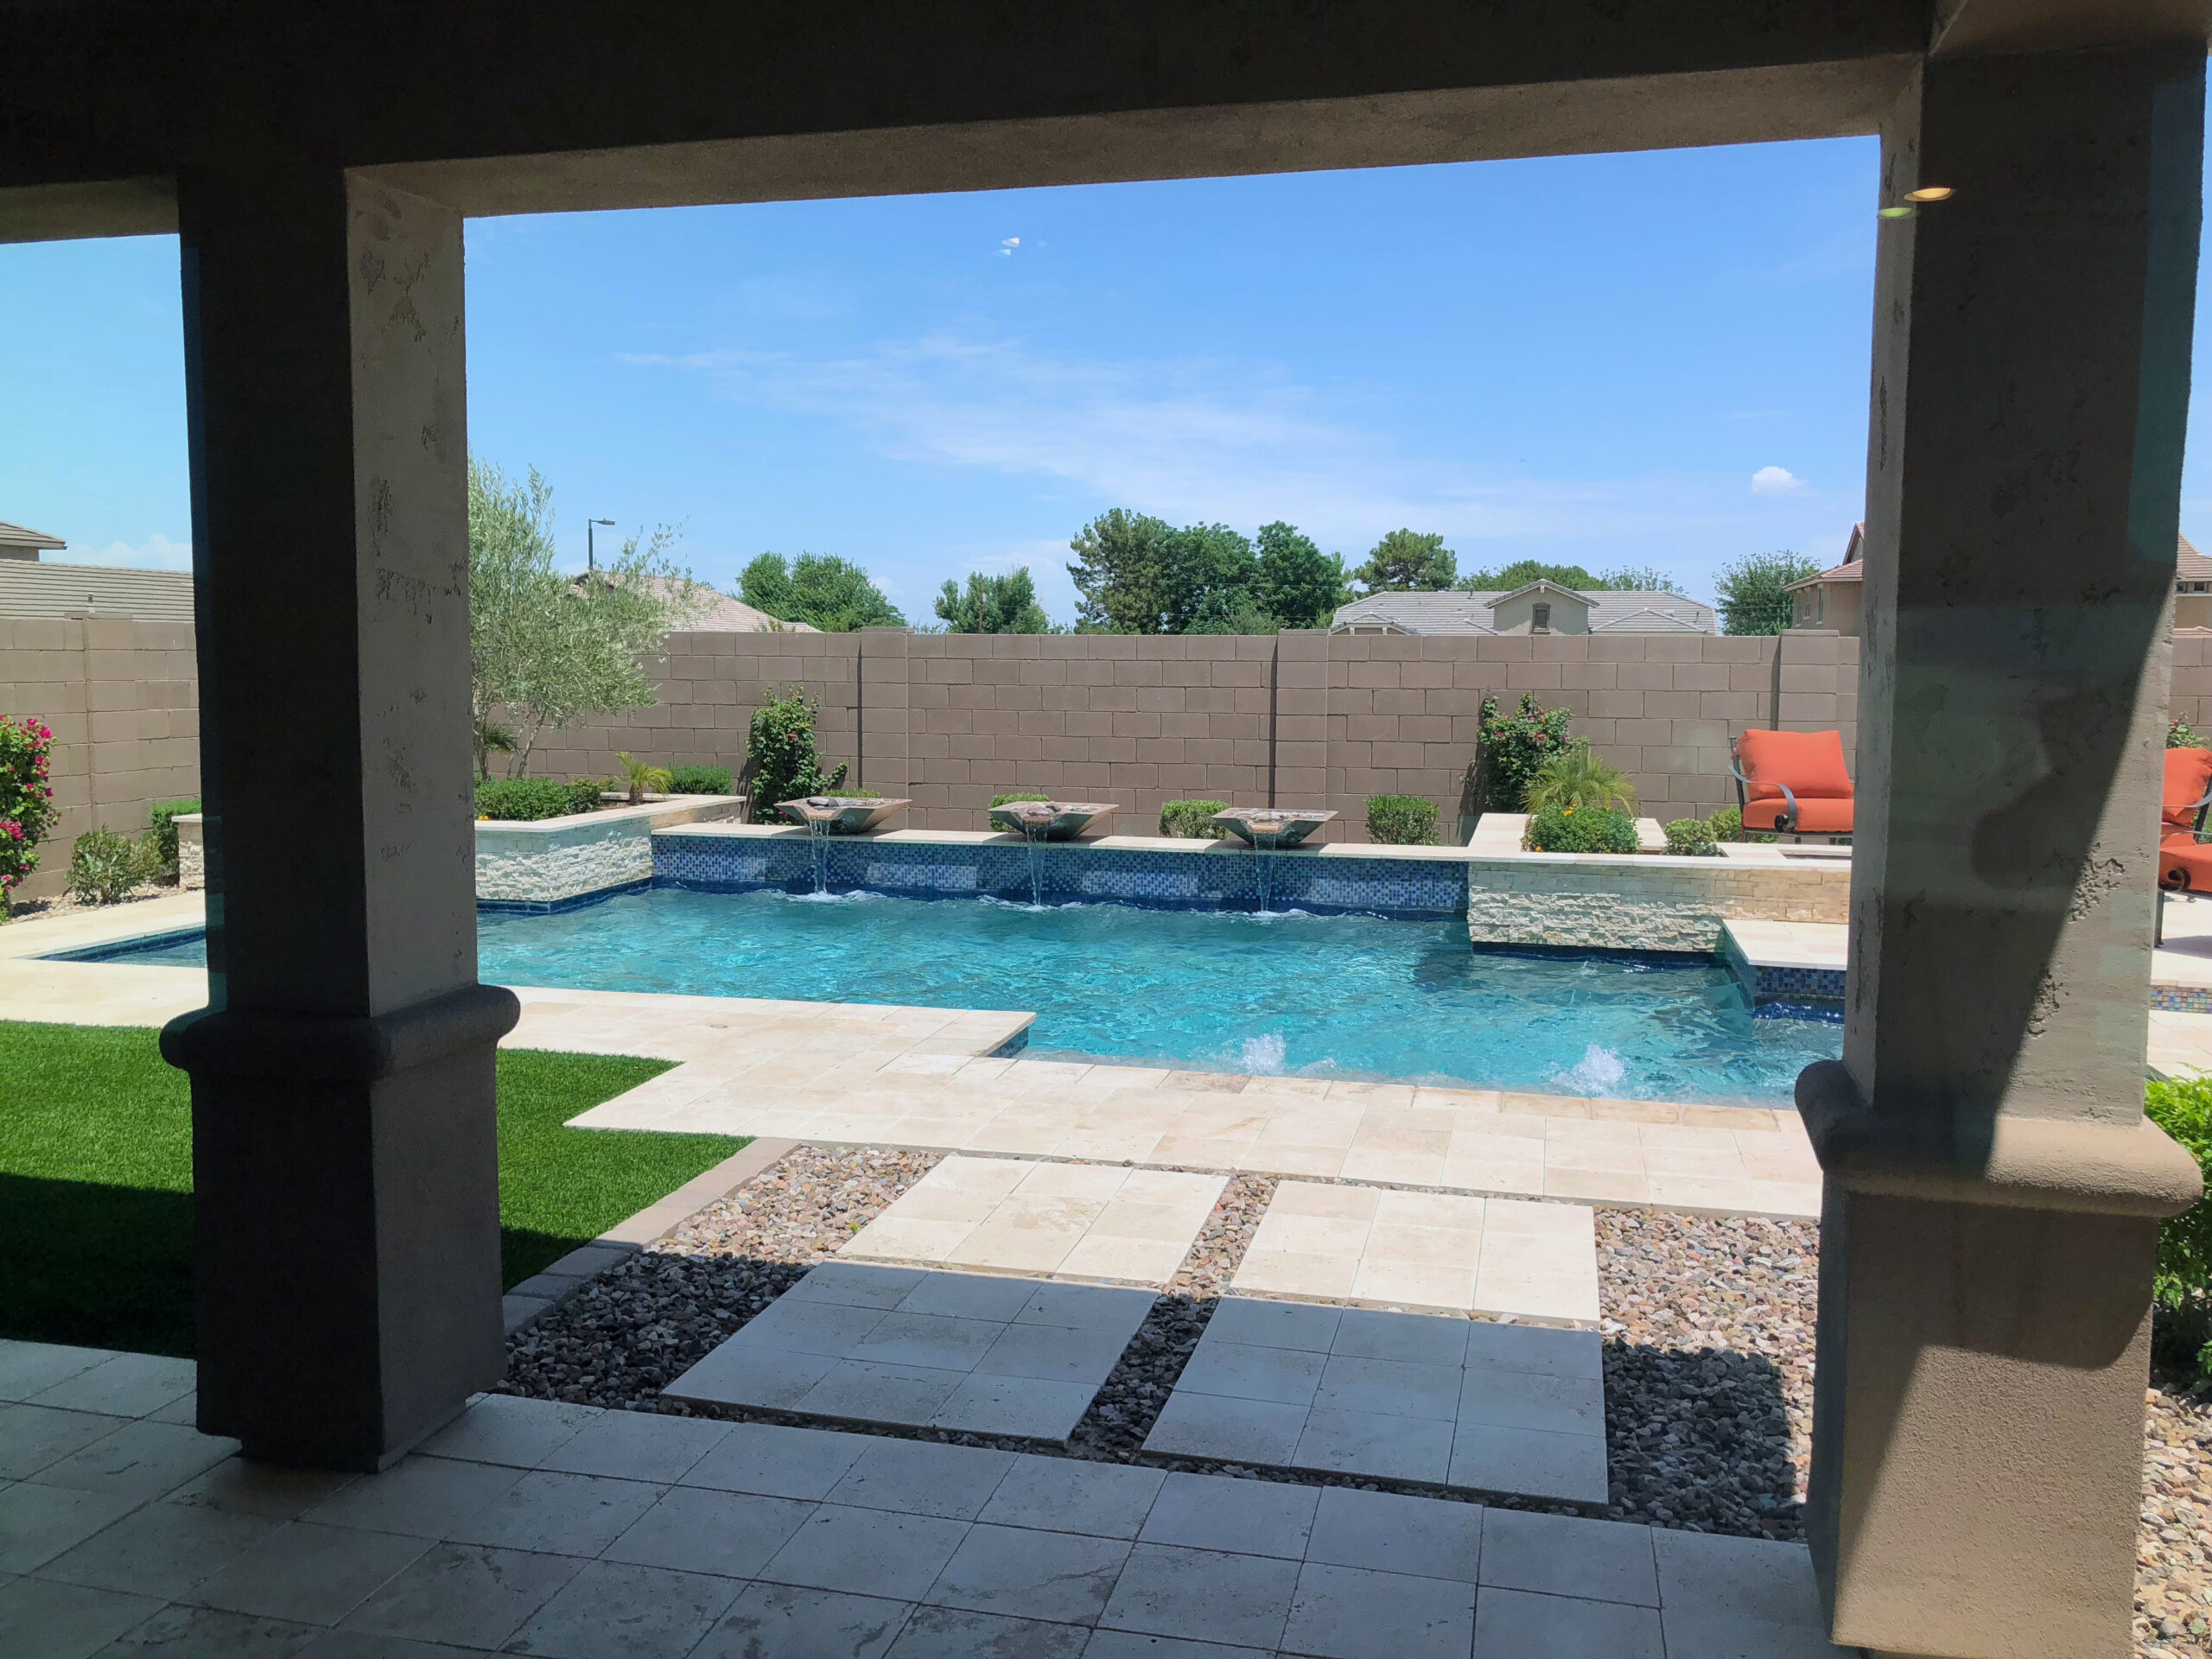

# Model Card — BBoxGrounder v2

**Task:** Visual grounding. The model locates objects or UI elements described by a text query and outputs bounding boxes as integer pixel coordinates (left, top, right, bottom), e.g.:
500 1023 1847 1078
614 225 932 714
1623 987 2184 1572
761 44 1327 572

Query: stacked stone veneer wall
1465 855 1852 953
0 617 199 902
474 796 743 906
537 628 1866 845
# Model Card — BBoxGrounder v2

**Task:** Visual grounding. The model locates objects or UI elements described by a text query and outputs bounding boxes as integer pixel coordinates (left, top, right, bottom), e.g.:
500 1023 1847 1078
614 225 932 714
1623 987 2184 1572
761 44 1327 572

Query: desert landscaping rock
498 1144 2210 1658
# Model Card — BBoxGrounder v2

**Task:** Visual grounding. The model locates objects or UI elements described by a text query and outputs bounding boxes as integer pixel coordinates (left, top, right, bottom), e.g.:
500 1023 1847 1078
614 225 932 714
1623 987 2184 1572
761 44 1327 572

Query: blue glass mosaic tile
652 835 1467 918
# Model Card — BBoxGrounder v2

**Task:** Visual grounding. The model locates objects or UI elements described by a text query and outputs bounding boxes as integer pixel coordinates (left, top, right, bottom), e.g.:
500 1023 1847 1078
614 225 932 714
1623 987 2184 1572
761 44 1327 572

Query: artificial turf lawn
0 1020 751 1358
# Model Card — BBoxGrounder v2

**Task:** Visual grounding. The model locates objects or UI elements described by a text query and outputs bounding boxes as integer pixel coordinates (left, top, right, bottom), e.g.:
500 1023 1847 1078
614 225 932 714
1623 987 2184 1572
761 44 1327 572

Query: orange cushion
1737 729 1853 801
2163 837 2212 891
2165 748 2212 831
1743 797 1854 834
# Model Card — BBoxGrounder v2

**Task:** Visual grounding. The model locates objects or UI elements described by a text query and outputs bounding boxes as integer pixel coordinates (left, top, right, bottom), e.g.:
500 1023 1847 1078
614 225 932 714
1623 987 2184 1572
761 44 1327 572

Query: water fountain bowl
1210 807 1338 849
986 801 1120 842
776 796 912 835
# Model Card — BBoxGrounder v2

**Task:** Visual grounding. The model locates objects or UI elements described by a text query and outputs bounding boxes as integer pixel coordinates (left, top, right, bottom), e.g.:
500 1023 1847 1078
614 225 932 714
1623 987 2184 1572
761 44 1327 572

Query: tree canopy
1254 522 1351 629
1715 550 1821 634
467 459 710 778
740 552 906 632
1456 558 1688 594
1068 511 1254 633
935 568 1052 633
1352 529 1457 593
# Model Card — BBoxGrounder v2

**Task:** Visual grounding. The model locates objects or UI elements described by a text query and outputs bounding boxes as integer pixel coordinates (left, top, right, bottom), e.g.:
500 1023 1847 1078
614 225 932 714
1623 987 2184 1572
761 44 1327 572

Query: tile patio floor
840 1156 1229 1287
1231 1183 1599 1325
0 1338 1861 1658
662 1264 1156 1444
1145 1301 1610 1505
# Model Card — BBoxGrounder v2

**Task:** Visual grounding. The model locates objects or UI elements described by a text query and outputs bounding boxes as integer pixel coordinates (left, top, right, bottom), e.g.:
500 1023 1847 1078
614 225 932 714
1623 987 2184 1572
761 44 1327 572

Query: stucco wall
0 617 199 901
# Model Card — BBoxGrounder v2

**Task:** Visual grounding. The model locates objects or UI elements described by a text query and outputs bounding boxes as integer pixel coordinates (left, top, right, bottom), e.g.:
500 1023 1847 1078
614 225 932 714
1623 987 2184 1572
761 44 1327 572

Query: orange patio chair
2157 747 2212 890
1730 728 1855 837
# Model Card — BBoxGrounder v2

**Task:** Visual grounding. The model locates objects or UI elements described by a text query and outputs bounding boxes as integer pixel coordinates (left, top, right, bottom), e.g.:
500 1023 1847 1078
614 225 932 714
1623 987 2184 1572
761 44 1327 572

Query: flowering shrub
745 687 847 820
1476 692 1574 812
2171 716 2205 750
0 715 57 911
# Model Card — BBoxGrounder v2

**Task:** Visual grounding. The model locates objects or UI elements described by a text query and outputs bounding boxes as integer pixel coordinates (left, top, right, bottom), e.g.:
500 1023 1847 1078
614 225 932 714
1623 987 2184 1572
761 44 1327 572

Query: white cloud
50 534 193 571
1751 466 1806 495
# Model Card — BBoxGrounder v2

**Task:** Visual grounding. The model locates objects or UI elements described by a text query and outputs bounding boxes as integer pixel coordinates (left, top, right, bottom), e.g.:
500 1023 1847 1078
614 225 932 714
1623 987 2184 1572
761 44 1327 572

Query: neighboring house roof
571 574 820 632
1481 579 1591 611
1792 526 2211 591
0 561 195 621
1787 523 1868 593
2180 532 2212 585
0 520 66 556
1330 588 1717 635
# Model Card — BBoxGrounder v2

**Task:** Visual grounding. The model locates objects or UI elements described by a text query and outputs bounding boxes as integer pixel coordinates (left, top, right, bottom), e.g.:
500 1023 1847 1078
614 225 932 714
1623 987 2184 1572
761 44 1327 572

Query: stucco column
160 164 517 1469
1802 46 2205 1658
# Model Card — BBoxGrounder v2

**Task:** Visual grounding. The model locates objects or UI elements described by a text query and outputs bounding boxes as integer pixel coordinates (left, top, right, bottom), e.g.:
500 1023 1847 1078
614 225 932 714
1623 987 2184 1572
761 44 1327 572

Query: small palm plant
1522 741 1637 816
615 751 674 806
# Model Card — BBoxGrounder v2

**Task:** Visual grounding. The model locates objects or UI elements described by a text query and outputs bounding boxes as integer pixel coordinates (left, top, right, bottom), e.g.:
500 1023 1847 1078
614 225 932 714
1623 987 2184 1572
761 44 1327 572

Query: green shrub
1663 817 1721 856
668 764 734 795
746 686 847 819
1524 804 1638 855
67 828 156 906
1707 804 1777 845
476 777 573 821
991 793 1054 807
1523 742 1636 815
1366 794 1440 845
565 778 612 815
2172 717 2205 749
0 715 59 912
147 798 201 877
1476 692 1574 811
2147 1078 2212 1382
1159 799 1230 839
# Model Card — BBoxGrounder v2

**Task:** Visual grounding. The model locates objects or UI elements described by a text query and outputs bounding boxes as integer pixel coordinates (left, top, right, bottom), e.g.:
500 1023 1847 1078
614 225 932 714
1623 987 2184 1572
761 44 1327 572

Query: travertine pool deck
663 1263 1156 1444
1146 1300 1611 1505
0 1337 1857 1658
1231 1184 1600 1327
0 893 1833 1222
839 1156 1229 1287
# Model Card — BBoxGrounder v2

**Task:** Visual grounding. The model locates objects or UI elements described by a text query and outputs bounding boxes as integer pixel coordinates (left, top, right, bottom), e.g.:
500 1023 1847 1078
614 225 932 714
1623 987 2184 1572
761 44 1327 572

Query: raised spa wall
175 794 746 908
652 820 1850 949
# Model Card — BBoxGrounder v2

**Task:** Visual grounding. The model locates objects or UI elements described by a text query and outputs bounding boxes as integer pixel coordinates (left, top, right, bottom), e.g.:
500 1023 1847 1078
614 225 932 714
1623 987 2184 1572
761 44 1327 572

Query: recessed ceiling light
1905 186 1955 201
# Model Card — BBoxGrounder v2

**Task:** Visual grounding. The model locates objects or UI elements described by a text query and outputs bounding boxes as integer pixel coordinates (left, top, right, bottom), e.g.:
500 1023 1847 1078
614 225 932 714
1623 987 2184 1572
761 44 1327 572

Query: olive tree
467 459 712 777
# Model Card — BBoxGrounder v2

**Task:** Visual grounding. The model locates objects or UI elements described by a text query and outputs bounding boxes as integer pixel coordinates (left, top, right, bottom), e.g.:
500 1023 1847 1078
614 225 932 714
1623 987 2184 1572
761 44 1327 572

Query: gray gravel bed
496 1143 2210 1659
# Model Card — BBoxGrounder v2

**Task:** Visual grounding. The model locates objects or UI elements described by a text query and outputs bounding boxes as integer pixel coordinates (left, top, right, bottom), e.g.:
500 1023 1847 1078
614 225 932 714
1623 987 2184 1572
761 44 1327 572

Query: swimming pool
91 888 1839 1107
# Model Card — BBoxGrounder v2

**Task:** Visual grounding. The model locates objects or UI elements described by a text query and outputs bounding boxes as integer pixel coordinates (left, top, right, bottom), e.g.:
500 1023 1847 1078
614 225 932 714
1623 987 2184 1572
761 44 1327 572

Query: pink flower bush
0 715 58 906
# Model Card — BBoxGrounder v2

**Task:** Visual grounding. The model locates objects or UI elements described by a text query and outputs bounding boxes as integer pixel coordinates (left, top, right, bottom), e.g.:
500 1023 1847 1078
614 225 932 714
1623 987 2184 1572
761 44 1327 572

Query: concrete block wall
0 617 200 901
542 628 1863 844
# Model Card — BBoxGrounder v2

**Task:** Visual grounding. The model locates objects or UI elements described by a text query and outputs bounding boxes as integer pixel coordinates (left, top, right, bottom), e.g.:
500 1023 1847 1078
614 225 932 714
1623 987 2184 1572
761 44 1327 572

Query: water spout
1024 819 1048 908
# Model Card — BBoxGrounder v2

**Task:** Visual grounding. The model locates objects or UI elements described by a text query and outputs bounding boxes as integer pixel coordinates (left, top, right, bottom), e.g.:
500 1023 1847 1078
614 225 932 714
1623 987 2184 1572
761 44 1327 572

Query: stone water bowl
1211 807 1337 849
986 800 1120 842
776 796 912 834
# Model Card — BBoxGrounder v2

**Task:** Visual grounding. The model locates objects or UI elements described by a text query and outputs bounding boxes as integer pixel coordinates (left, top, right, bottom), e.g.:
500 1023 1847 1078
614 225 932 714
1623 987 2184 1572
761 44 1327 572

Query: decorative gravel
499 1142 2212 1659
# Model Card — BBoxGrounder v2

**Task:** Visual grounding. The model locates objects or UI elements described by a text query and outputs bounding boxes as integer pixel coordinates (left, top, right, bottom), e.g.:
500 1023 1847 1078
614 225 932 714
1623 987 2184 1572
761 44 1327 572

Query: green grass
0 1021 750 1358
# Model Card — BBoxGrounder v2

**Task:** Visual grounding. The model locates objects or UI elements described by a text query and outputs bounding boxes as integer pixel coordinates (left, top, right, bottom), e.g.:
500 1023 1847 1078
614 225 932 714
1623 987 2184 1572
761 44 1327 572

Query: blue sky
5 133 2206 625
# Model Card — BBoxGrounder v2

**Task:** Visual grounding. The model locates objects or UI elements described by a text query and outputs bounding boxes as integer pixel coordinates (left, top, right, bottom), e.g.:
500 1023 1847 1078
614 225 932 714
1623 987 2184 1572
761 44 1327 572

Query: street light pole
587 518 615 575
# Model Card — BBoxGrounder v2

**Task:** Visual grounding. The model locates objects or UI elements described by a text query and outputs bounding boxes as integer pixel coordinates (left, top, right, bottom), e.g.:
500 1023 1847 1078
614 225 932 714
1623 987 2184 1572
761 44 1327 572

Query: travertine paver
0 898 1825 1223
839 1155 1228 1288
1143 1300 1609 1504
0 1336 1860 1656
1231 1182 1600 1326
662 1263 1154 1443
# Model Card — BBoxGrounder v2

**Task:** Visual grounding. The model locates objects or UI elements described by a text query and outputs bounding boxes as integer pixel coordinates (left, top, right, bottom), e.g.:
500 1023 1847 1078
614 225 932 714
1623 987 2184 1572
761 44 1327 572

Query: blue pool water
92 888 1839 1106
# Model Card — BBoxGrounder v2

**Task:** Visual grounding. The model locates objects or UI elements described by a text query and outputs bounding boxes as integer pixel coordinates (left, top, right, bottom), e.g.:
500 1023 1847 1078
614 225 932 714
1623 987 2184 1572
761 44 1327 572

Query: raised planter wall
175 795 746 906
1464 849 1850 953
